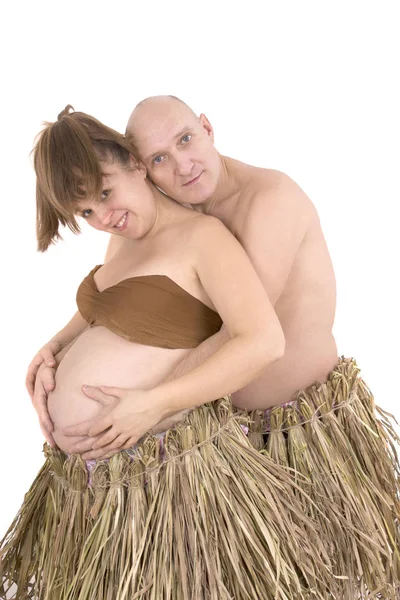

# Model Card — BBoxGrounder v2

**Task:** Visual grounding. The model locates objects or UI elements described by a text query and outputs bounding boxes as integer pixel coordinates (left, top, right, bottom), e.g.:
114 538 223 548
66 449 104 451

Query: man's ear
138 162 148 178
199 114 215 142
129 155 147 177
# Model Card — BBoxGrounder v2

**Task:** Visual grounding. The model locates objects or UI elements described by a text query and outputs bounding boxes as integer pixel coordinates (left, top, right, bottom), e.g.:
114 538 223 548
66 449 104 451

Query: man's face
128 101 221 206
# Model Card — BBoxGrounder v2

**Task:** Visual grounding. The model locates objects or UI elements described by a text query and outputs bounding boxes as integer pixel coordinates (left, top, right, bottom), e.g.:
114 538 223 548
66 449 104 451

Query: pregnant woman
0 108 331 600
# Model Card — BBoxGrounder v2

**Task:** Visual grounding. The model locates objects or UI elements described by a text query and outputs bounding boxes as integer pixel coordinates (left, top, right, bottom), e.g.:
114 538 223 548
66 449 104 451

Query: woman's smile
113 212 129 231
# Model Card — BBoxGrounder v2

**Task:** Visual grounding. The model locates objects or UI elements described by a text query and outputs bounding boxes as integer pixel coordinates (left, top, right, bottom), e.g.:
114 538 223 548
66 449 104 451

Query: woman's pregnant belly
48 326 190 452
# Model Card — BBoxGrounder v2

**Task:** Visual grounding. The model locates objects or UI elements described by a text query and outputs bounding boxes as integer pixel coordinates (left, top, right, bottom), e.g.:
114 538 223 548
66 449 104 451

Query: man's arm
164 326 230 382
240 173 317 306
164 173 315 382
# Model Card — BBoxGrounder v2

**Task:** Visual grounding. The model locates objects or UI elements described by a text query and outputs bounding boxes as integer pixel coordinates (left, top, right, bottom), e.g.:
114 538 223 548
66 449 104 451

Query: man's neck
198 155 241 216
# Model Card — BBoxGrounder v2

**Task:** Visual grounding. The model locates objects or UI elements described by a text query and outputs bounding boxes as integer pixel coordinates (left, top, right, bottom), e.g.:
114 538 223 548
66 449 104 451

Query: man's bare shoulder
248 168 314 211
225 158 312 209
232 164 316 234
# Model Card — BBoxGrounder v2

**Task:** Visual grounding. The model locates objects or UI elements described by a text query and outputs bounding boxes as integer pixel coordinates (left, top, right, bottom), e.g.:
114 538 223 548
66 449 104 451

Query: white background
0 1 399 537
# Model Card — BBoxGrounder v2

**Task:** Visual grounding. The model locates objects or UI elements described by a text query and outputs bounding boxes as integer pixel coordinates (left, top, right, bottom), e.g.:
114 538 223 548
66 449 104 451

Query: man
120 95 338 410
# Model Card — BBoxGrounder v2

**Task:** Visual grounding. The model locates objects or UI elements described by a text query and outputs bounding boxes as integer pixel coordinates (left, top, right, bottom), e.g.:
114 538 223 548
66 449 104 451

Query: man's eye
153 155 165 165
181 134 192 144
81 209 92 219
101 189 110 201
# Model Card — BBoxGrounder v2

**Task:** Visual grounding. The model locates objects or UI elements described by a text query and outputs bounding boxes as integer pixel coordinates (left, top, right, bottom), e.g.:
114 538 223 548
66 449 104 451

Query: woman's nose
97 205 113 226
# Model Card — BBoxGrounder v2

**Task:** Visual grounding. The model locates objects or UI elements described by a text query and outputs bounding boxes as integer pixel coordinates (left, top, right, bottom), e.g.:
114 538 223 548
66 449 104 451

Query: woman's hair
34 105 139 251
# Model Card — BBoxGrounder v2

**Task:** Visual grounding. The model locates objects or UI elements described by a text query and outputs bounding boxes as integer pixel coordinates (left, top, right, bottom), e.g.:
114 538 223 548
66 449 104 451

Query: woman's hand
63 385 166 460
32 362 57 447
26 340 62 398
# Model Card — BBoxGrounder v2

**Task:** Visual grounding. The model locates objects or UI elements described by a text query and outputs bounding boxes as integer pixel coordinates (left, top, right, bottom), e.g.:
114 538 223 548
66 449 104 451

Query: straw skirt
1 357 399 599
248 357 400 599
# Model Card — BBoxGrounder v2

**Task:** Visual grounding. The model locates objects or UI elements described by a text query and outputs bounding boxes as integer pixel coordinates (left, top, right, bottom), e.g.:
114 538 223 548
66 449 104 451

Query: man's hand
63 385 165 460
32 363 57 447
26 340 62 399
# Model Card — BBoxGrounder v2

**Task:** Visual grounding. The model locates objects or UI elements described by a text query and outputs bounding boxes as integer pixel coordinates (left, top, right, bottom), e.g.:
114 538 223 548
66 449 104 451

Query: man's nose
174 155 194 177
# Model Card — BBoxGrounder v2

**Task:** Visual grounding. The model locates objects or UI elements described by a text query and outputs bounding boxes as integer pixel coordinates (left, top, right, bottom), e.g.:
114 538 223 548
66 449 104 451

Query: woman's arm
146 217 285 416
28 228 123 398
50 311 89 352
26 311 88 397
65 217 284 457
31 322 89 446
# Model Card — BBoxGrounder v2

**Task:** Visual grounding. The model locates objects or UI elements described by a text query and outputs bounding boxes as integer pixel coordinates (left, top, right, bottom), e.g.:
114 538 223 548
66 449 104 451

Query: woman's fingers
26 354 44 398
32 380 54 433
68 436 100 454
81 433 131 460
98 386 124 396
81 448 109 460
32 372 56 446
64 413 113 438
101 436 139 459
82 385 119 405
41 346 57 367
87 415 114 437
90 427 119 449
25 342 60 398
63 419 94 437
39 419 56 447
40 366 56 393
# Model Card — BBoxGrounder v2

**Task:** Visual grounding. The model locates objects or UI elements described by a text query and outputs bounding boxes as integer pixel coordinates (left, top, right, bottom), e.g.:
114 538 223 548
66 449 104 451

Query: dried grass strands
1 399 333 600
3 358 397 599
255 357 400 600
0 458 52 599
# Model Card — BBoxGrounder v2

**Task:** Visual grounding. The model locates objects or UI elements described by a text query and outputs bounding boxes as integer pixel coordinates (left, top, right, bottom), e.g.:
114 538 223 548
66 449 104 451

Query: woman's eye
181 134 192 144
153 155 165 165
101 189 110 201
82 209 92 219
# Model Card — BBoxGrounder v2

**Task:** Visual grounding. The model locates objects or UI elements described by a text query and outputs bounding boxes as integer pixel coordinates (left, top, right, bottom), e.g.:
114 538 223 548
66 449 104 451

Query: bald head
126 95 198 140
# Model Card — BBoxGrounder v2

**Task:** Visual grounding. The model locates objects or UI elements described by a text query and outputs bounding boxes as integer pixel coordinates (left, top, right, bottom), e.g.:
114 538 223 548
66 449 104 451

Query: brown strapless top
76 265 222 349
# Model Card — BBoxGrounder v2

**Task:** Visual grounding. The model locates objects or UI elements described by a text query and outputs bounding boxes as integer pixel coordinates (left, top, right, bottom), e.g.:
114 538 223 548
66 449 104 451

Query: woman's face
75 157 157 239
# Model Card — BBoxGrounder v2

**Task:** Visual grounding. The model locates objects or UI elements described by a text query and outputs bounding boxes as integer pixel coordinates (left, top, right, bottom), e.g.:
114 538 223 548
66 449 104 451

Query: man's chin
181 189 211 206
